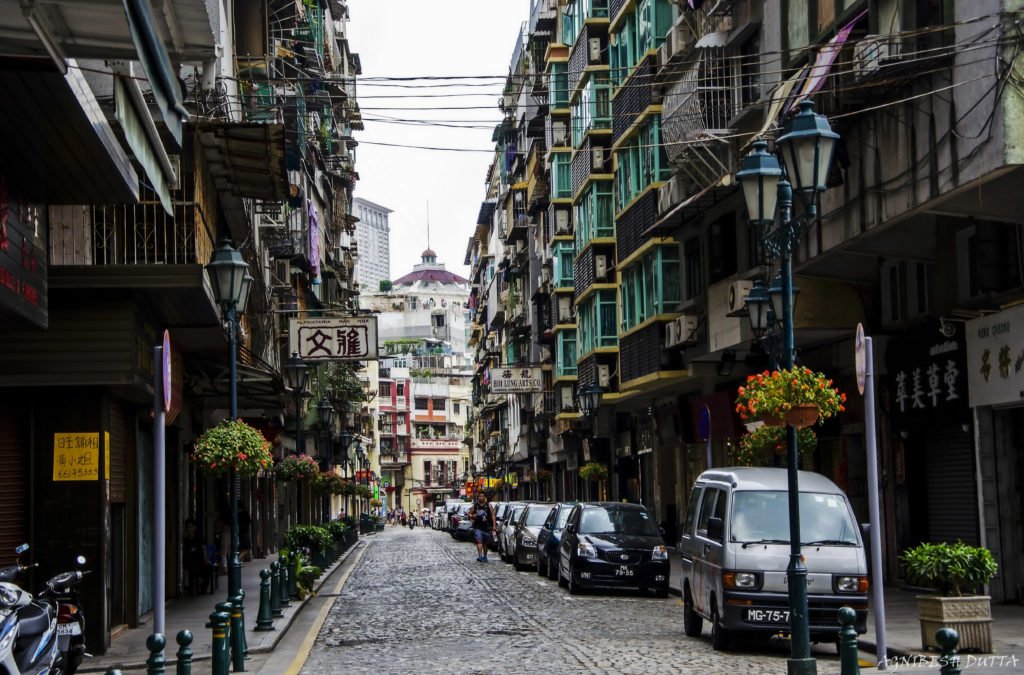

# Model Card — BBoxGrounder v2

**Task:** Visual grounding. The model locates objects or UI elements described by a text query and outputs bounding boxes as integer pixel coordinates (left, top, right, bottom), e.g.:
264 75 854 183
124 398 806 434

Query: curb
80 538 366 673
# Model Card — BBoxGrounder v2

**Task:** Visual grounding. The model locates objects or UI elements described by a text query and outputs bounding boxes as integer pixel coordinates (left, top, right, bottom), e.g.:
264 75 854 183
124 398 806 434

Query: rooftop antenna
426 200 430 251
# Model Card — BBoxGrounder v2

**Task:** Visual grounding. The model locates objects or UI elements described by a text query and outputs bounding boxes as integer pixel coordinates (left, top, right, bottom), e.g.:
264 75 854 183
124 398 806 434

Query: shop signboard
0 184 47 328
886 321 967 421
966 304 1024 408
488 366 543 394
289 316 378 361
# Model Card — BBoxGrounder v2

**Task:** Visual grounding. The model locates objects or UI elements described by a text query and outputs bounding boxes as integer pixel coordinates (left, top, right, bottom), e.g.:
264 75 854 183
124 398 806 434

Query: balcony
379 452 411 469
410 437 462 451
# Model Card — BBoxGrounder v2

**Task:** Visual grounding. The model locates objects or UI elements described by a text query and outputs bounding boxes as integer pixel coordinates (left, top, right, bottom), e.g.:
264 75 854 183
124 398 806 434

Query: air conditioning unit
273 259 292 286
560 386 575 411
555 209 570 234
594 255 608 281
557 296 574 323
540 267 551 285
665 313 699 349
597 364 610 388
553 121 568 145
853 34 900 80
591 147 606 171
727 280 754 314
589 38 602 63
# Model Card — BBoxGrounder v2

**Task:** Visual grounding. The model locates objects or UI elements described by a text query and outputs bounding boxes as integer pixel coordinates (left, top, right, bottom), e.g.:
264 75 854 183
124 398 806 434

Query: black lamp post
737 99 838 675
317 398 335 521
355 442 366 514
337 428 353 518
205 240 252 637
284 353 308 454
577 384 604 500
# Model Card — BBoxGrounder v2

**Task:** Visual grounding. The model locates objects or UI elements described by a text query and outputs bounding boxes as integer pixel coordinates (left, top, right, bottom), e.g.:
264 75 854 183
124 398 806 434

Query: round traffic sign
855 323 866 396
162 330 172 412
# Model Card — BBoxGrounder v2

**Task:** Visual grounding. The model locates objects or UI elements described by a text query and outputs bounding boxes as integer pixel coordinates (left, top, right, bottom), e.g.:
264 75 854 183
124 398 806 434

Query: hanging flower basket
275 453 320 481
192 419 273 477
736 367 846 427
735 426 816 467
579 462 608 482
537 468 553 482
311 471 345 496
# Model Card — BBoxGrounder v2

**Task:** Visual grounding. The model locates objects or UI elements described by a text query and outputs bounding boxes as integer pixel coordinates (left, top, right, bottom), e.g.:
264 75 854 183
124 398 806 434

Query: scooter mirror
14 544 28 555
76 556 87 566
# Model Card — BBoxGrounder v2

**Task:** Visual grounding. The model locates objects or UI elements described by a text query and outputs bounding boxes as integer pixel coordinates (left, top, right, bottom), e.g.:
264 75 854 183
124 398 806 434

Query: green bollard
175 629 193 675
229 593 245 672
269 562 283 618
146 633 166 675
207 608 231 675
255 569 274 631
288 554 299 599
837 607 860 675
936 627 961 675
278 553 292 608
238 588 249 656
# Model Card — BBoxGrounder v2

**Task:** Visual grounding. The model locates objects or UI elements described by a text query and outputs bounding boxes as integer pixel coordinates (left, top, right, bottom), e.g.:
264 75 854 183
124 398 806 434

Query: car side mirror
566 523 575 534
707 517 724 542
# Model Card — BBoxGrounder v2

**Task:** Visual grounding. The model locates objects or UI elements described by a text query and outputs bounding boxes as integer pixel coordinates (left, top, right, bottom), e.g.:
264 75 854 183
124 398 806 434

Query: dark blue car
535 502 575 579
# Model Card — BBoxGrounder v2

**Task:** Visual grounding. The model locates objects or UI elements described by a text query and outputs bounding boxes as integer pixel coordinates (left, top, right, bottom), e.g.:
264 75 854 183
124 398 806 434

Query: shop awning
186 357 285 411
195 122 288 202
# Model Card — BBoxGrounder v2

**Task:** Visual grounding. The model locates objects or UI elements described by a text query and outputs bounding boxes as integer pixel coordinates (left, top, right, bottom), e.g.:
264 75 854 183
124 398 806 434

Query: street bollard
207 608 231 675
146 633 166 675
278 553 292 608
238 588 249 656
288 554 299 599
175 629 193 675
229 594 245 672
837 607 860 675
255 569 274 631
936 627 961 675
269 562 282 618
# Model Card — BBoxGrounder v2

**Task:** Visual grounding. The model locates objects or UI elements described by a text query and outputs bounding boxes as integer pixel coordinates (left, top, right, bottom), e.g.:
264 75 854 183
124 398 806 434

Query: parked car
679 467 867 650
498 502 527 562
448 502 473 538
558 502 670 597
440 501 463 532
511 502 553 571
536 502 575 579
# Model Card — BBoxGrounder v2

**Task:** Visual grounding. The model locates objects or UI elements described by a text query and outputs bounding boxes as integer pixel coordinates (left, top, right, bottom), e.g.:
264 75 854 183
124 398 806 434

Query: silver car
511 503 554 571
498 502 526 563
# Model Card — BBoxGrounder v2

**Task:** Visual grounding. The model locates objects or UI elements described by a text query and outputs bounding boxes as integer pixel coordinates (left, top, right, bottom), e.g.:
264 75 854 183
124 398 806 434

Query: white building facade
353 197 392 292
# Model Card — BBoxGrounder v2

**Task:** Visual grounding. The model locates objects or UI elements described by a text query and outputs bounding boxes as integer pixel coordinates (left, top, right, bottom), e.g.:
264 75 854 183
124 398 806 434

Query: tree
379 279 393 292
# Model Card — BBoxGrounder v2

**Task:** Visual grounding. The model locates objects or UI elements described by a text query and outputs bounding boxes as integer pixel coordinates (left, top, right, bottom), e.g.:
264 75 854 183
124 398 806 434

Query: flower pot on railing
785 404 819 429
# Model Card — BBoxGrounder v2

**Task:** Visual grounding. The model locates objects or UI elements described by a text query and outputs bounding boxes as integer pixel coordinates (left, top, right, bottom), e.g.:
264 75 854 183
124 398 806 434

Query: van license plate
744 609 789 624
615 565 634 577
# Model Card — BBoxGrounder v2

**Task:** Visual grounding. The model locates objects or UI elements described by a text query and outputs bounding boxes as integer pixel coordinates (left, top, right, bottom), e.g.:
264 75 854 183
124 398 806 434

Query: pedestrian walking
469 492 496 562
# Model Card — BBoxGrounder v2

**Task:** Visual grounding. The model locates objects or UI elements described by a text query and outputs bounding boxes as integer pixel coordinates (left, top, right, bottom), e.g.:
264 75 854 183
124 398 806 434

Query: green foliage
318 362 365 406
192 419 273 477
900 541 998 597
275 454 320 481
735 368 847 424
579 462 608 482
379 279 393 292
311 471 345 495
284 524 333 556
735 426 816 466
323 519 349 541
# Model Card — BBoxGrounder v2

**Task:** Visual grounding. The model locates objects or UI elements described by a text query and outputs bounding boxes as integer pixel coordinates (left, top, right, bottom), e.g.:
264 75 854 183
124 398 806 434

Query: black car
536 502 575 580
558 502 670 596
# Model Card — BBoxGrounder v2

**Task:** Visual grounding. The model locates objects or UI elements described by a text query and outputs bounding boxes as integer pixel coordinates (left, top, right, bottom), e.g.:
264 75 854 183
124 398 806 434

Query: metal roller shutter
925 425 980 545
0 409 27 561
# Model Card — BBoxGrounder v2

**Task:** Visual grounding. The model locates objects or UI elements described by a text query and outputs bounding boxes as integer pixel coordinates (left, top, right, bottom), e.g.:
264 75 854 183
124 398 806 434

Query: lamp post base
786 657 817 675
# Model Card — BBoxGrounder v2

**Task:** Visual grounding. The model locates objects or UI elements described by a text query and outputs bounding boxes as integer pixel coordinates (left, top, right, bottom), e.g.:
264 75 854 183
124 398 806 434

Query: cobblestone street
300 528 848 674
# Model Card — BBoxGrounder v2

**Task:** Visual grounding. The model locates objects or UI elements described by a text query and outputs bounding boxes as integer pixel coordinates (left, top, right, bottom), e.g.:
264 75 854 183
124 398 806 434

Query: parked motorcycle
0 544 89 675
408 515 416 530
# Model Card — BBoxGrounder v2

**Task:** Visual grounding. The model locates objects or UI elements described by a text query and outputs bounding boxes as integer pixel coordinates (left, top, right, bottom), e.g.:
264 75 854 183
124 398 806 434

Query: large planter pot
916 595 993 653
785 404 819 428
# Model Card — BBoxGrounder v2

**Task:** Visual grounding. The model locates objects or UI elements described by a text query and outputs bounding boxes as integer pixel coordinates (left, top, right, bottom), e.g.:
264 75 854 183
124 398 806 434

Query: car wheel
567 562 583 595
710 602 731 651
547 555 558 581
683 587 703 637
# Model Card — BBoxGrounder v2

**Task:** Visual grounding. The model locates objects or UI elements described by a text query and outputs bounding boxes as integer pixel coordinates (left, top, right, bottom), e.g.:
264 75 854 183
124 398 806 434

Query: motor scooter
46 558 89 675
0 544 60 675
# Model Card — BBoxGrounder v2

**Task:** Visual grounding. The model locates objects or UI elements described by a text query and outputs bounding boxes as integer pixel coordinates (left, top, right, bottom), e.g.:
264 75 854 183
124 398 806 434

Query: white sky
349 0 528 280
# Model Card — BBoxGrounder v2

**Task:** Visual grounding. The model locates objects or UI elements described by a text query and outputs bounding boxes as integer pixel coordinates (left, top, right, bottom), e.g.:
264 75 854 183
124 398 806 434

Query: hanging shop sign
488 366 543 394
886 321 967 420
289 316 378 361
53 432 110 482
966 304 1024 408
0 180 47 328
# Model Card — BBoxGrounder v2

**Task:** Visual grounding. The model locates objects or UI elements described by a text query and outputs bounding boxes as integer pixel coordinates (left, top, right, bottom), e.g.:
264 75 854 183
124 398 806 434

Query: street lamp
284 352 309 453
737 99 838 675
577 383 604 417
205 241 252 636
317 398 335 521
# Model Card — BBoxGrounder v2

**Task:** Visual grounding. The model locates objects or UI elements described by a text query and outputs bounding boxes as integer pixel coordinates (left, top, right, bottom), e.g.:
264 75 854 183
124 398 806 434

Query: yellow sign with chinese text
53 432 109 481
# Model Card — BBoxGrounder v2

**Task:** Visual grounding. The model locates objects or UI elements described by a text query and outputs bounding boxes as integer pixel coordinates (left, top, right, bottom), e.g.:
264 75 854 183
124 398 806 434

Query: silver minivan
679 467 868 650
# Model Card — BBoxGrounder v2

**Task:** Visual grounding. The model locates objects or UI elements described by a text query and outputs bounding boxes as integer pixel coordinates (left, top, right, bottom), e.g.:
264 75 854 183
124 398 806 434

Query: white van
679 467 868 650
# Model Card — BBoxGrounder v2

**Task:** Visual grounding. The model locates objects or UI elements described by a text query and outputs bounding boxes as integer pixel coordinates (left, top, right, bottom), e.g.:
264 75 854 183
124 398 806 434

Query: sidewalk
80 539 367 673
668 554 1024 662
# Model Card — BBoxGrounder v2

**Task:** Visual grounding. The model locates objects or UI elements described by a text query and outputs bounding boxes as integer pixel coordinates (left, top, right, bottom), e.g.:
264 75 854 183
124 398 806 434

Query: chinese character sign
887 322 967 419
53 432 109 481
289 317 379 361
966 303 1024 407
488 366 543 394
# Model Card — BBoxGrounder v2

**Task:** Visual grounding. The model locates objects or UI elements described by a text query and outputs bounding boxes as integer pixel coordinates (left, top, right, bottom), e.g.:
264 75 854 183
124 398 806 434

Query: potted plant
311 471 344 496
900 541 998 652
735 425 816 467
276 453 320 481
735 368 846 428
369 498 382 508
192 419 273 477
579 462 608 482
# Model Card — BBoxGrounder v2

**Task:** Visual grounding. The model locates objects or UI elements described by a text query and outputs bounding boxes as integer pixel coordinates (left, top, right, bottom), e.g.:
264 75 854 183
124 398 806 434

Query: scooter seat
17 602 54 637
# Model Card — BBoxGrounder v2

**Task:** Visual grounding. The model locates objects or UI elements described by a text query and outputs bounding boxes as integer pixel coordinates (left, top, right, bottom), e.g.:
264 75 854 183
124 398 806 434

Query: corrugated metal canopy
0 0 216 61
196 122 288 201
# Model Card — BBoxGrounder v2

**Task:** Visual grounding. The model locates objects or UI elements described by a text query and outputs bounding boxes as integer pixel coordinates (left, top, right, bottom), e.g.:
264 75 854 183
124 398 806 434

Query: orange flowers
735 367 847 423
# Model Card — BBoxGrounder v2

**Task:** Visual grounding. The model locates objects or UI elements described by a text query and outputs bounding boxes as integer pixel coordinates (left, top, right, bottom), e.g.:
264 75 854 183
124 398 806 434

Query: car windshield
511 505 526 522
525 506 552 527
578 507 658 536
730 491 858 545
555 508 572 529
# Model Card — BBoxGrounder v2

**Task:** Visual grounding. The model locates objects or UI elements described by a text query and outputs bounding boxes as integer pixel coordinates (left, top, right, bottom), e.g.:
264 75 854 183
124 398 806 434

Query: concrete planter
916 595 993 653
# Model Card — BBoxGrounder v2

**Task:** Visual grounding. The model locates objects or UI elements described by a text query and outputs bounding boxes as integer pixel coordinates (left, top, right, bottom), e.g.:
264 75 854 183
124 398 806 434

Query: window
575 181 614 249
549 62 569 108
431 314 446 328
609 0 672 88
556 330 578 378
683 237 704 302
956 222 1022 302
614 116 669 212
415 397 428 411
571 76 611 146
453 402 461 414
553 241 575 286
432 398 446 413
379 382 392 397
396 383 405 397
423 461 432 486
552 153 572 199
696 488 722 533
708 214 737 284
578 289 618 355
683 487 702 536
620 246 681 330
